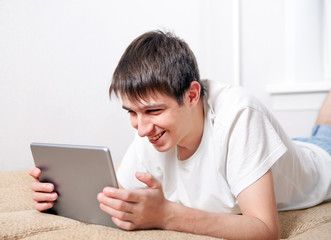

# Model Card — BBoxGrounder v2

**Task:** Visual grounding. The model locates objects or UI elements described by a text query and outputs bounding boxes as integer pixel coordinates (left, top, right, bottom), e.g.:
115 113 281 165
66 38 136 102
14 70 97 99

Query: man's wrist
159 200 177 230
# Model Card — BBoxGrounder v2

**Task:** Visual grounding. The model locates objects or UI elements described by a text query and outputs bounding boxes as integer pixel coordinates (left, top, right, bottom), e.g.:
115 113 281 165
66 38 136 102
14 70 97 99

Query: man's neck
177 99 204 160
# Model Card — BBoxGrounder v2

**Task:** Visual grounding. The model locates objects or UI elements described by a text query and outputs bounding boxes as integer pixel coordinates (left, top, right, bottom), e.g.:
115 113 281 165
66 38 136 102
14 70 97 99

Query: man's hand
97 172 170 230
28 166 58 211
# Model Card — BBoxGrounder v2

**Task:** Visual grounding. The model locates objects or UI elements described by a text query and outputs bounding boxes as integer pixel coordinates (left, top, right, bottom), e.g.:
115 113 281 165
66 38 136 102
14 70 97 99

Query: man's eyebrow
122 105 131 111
141 104 166 109
122 104 166 111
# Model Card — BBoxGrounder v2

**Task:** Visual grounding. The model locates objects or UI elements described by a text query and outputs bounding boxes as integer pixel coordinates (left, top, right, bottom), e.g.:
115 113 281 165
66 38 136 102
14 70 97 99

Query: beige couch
1 169 330 240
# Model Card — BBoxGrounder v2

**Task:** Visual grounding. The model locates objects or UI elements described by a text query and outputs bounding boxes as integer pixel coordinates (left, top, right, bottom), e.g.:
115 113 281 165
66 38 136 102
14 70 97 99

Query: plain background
1 0 330 171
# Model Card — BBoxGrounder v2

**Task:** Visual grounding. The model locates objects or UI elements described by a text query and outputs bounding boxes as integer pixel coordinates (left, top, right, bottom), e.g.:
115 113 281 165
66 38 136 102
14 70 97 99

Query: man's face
121 92 193 152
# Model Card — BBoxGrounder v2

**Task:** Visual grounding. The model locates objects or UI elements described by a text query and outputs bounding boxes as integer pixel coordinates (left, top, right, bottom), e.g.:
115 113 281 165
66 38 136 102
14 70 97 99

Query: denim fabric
293 125 331 155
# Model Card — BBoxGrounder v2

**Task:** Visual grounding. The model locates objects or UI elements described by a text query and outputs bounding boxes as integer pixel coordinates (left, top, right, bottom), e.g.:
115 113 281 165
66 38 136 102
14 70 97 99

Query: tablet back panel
30 143 118 228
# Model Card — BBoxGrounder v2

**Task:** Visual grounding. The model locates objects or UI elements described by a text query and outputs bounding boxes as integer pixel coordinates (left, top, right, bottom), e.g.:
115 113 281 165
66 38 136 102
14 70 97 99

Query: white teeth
150 131 164 141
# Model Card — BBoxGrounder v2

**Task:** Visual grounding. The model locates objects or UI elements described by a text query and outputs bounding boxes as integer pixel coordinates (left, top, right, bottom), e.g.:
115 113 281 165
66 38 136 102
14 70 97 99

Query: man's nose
137 115 153 137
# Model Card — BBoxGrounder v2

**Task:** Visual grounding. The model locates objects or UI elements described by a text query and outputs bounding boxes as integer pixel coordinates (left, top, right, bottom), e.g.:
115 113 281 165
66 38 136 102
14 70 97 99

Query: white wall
1 0 330 171
240 0 330 138
0 0 233 171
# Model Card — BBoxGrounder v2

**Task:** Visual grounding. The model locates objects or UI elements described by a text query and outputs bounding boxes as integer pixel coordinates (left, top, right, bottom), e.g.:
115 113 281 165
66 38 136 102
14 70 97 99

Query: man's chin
152 144 173 152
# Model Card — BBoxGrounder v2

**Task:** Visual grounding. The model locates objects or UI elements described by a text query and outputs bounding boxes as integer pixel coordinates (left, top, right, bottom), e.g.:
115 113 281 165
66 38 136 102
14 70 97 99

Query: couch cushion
0 210 81 239
0 169 330 239
21 224 221 240
0 210 221 240
278 201 331 239
288 222 331 240
0 170 34 212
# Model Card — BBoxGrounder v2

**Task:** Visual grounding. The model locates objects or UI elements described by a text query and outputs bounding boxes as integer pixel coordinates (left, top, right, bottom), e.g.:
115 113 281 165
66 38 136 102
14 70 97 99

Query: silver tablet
30 142 118 228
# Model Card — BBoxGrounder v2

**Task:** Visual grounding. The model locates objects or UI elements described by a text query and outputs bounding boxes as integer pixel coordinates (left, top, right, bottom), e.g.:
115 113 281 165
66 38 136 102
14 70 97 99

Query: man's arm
97 170 280 240
163 170 280 240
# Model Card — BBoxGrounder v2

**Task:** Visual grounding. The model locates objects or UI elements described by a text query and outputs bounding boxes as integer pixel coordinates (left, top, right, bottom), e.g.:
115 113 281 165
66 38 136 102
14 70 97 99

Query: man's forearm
100 172 279 239
161 201 278 240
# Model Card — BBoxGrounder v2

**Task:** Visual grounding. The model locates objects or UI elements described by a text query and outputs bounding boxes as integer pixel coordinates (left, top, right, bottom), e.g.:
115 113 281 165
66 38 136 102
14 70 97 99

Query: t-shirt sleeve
116 135 148 190
226 107 287 197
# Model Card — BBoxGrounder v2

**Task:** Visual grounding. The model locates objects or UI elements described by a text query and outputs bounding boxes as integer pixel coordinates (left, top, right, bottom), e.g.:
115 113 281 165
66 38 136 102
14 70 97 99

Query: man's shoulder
203 80 264 117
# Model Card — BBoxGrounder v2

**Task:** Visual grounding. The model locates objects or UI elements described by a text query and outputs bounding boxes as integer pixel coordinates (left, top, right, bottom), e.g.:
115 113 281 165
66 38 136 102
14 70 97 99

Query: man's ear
187 81 201 106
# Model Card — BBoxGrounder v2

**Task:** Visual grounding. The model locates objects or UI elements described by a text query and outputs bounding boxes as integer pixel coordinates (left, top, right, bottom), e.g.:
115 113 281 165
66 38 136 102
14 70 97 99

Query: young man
29 31 331 240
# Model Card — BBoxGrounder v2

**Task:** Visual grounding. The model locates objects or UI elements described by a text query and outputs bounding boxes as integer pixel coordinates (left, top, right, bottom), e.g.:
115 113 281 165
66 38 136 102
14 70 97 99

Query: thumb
135 172 161 189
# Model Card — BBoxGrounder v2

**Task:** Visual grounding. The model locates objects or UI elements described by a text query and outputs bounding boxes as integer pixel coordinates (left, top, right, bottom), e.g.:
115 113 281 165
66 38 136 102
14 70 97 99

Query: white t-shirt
117 80 331 213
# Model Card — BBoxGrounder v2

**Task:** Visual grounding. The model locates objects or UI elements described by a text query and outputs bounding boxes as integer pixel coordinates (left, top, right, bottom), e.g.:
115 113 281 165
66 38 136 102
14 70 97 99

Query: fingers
102 187 139 203
32 192 57 202
97 192 136 229
98 181 166 231
31 182 55 192
99 202 137 231
29 168 57 212
29 168 54 193
97 192 133 213
34 201 54 212
28 166 41 180
112 217 135 231
99 202 132 221
135 172 161 189
31 190 57 212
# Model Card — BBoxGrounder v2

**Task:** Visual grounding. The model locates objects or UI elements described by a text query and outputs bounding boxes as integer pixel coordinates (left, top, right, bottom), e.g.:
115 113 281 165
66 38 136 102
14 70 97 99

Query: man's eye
147 109 161 113
127 110 136 114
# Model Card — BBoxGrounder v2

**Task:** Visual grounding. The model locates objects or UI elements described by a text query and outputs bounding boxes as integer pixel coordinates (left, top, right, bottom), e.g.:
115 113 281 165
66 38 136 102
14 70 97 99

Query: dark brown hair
109 30 204 105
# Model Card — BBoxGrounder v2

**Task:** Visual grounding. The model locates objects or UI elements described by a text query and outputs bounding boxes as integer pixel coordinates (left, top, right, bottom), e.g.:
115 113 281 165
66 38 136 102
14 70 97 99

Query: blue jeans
293 125 331 155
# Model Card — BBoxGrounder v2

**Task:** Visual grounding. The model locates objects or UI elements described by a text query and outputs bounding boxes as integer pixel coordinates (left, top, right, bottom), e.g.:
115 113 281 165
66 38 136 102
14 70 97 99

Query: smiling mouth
149 131 166 142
